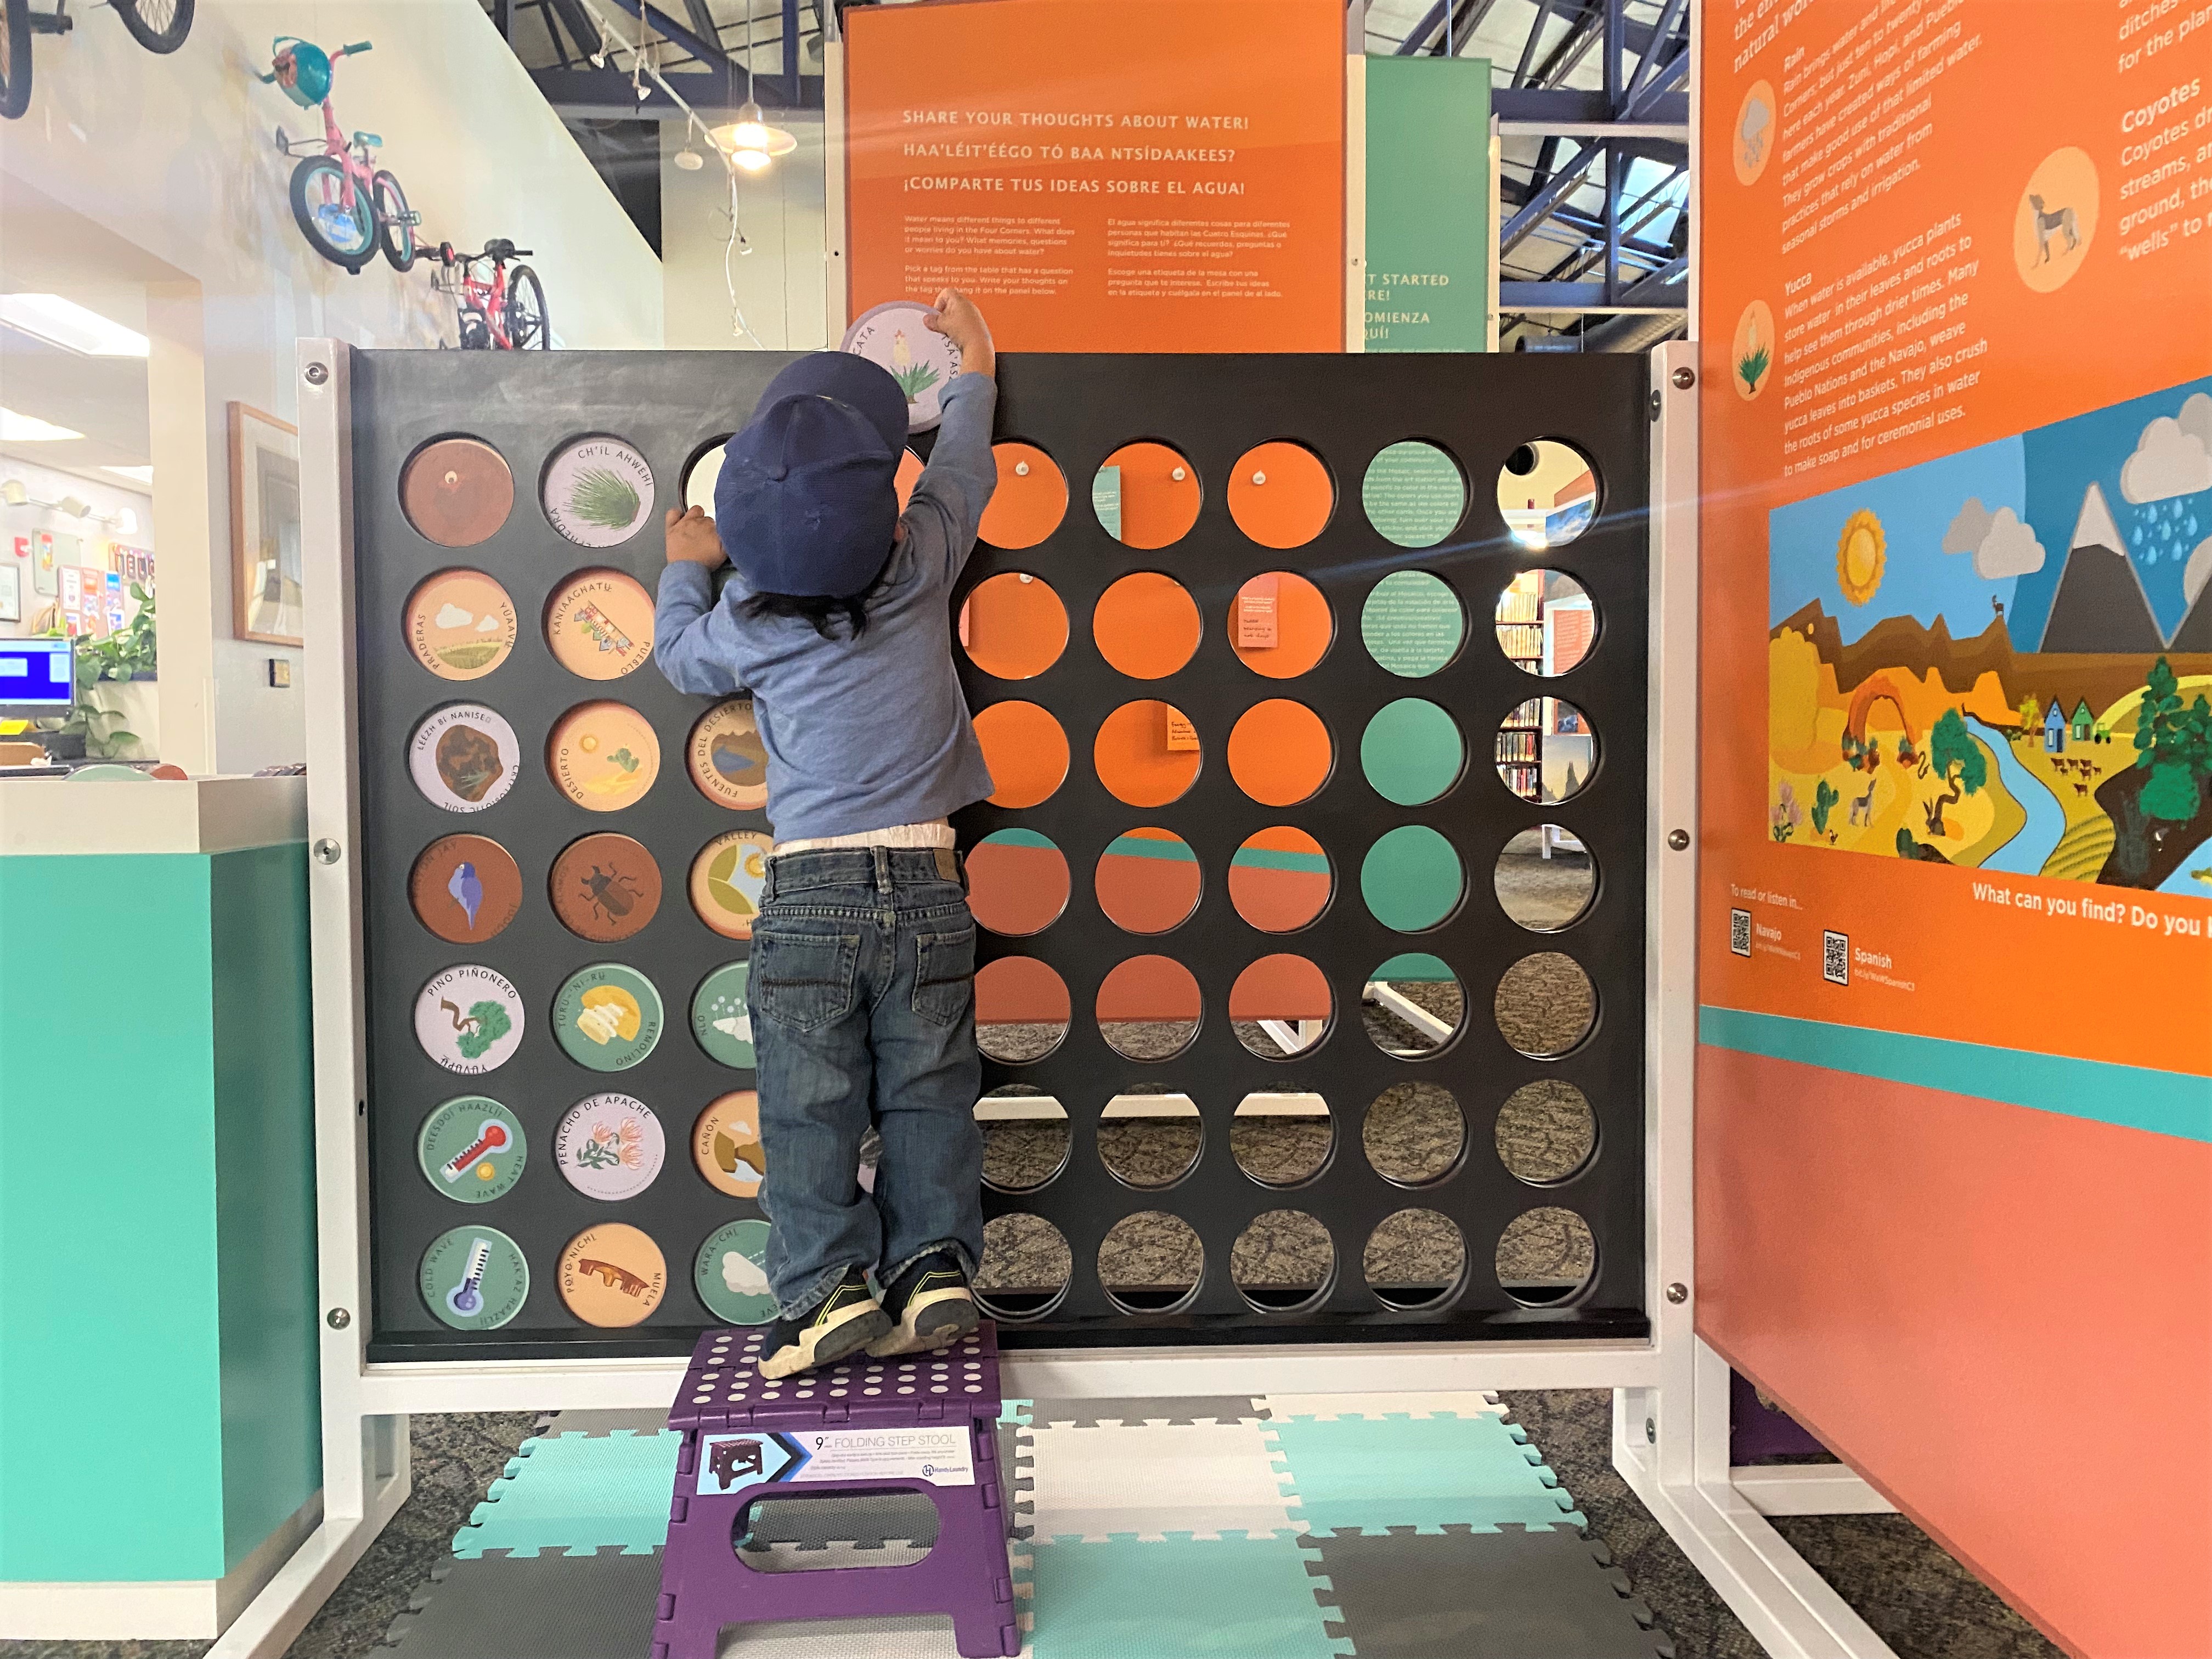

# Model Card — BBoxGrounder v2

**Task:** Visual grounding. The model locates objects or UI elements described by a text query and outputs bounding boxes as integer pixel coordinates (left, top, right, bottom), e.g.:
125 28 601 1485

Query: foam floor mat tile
453 1428 681 1558
534 1407 676 1438
1264 1412 1585 1537
1018 1418 1301 1542
1025 1532 1351 1659
1301 1525 1675 1659
1259 1391 1505 1422
1025 1396 1268 1427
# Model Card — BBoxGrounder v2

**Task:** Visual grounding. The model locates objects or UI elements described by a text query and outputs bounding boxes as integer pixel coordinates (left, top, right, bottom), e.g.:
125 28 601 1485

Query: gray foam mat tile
739 1491 944 1550
1303 1523 1675 1659
381 1549 661 1657
532 1407 678 1438
1025 1395 1269 1426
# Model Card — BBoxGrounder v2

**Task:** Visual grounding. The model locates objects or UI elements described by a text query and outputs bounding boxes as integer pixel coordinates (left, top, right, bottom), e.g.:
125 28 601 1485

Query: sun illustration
1836 509 1887 606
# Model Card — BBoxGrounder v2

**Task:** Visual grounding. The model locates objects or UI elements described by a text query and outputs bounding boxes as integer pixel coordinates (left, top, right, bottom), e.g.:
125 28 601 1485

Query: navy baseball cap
714 352 911 597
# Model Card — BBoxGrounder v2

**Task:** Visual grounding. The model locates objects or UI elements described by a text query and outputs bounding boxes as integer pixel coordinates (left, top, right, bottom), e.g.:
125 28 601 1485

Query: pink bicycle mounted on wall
259 37 415 276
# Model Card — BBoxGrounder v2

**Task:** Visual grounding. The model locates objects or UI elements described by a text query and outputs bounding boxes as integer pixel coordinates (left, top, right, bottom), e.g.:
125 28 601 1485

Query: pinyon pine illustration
449 999 512 1060
570 467 641 531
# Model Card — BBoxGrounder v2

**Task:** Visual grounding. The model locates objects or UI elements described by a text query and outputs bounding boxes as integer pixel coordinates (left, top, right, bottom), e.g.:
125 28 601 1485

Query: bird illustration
448 861 484 930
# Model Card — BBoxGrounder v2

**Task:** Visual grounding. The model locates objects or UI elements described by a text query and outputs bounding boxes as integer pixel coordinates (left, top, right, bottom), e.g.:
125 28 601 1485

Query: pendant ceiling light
709 0 797 173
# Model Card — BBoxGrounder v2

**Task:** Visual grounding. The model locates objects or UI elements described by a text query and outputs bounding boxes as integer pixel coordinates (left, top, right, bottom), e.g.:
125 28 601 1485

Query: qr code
1730 909 1752 957
1822 930 1849 985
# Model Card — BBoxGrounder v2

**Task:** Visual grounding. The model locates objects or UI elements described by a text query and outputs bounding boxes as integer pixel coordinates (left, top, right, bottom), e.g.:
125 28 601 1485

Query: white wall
0 457 155 641
662 120 828 352
0 0 664 772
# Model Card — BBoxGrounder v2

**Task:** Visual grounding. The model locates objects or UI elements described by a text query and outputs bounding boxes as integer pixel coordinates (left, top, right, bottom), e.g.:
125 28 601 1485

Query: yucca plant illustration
1737 341 1770 393
570 467 641 531
889 328 940 400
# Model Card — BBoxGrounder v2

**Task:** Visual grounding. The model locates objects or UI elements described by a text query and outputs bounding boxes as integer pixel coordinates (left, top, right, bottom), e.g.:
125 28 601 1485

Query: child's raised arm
654 505 744 695
904 290 999 585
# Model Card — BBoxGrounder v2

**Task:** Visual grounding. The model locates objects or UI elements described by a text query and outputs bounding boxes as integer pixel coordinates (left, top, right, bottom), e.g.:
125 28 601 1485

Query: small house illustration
2070 699 2094 743
2042 699 2067 753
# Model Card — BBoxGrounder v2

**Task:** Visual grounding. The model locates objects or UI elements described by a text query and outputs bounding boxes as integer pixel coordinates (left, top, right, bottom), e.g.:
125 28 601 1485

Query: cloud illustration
719 1250 770 1297
476 613 501 633
1942 498 2044 579
2120 404 2212 504
435 603 474 629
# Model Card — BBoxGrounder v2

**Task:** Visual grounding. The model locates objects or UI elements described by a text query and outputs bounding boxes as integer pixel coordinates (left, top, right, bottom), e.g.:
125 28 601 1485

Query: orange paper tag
1163 708 1199 752
1237 573 1280 649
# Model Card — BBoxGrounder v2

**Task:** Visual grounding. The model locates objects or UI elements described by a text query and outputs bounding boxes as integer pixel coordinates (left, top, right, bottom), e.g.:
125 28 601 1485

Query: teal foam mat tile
1265 1413 1584 1536
454 1426 680 1558
1026 1532 1350 1659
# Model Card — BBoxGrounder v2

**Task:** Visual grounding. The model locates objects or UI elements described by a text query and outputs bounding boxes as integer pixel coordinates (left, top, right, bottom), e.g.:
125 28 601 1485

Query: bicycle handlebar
338 40 373 55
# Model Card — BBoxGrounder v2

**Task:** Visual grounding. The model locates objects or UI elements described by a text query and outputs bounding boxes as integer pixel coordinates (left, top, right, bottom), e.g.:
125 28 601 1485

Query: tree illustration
2135 657 2212 822
455 1001 512 1060
1920 708 1986 835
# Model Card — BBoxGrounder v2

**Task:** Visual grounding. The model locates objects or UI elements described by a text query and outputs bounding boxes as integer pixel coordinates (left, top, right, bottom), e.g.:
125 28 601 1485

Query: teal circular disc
416 1096 527 1203
553 963 664 1071
1361 698 1464 806
420 1225 530 1329
1361 571 1465 678
1361 825 1465 932
696 1218 776 1324
692 961 754 1069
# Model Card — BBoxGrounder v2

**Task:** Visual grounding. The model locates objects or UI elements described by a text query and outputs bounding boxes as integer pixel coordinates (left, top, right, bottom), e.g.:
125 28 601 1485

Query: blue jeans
749 846 983 1316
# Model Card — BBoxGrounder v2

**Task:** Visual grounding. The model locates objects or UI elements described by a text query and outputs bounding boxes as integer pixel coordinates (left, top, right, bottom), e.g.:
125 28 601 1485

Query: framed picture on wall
230 402 303 646
0 563 19 623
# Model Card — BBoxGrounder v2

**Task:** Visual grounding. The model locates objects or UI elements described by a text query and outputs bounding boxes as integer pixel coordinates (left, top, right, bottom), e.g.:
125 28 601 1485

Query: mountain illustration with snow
2038 482 2166 654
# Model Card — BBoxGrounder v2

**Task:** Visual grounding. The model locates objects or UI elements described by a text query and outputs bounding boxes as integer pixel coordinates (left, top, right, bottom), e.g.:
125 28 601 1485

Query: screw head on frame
1667 829 1690 851
1671 366 1696 390
304 361 330 386
1665 1282 1689 1304
326 1307 352 1329
313 837 342 865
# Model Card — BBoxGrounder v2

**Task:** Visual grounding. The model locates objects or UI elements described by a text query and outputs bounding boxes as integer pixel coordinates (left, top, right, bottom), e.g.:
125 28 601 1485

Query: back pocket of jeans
913 926 976 1027
752 930 861 1032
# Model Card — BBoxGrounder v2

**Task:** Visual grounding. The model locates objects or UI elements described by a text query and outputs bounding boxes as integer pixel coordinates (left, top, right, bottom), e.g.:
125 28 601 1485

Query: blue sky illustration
1771 374 2212 650
1769 437 2025 646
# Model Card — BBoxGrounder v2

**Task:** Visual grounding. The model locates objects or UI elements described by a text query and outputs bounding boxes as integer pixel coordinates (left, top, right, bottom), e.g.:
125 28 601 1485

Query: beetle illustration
577 862 641 927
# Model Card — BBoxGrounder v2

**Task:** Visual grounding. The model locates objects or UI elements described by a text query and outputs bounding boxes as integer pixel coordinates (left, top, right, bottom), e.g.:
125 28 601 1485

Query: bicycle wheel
457 305 493 351
1 0 33 123
504 264 550 351
373 170 416 272
111 0 191 52
289 156 375 272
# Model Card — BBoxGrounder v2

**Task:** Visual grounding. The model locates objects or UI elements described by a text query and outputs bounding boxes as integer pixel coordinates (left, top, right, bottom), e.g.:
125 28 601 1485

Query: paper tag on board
1163 707 1199 752
1237 573 1280 649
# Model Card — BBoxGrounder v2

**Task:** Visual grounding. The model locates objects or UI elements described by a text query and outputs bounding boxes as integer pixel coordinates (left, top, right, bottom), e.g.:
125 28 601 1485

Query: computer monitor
0 636 76 720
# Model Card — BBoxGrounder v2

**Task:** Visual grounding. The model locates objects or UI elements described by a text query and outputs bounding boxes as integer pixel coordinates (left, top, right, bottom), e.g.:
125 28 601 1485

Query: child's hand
665 505 726 568
928 289 996 380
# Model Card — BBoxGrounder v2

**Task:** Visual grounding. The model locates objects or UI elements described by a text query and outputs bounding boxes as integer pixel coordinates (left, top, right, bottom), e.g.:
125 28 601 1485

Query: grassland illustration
1768 377 2212 896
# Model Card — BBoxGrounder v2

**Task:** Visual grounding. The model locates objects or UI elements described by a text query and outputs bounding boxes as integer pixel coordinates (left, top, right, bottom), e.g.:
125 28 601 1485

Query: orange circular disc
1227 442 1334 549
1229 571 1333 679
1228 699 1333 806
974 701 1070 808
549 833 662 941
407 570 518 681
978 444 1069 549
895 449 924 510
1094 573 1201 680
687 700 770 811
548 702 661 812
961 573 1068 680
1094 699 1201 808
545 569 655 680
1094 443 1201 549
968 830 1071 936
557 1223 668 1327
402 437 514 548
410 833 524 943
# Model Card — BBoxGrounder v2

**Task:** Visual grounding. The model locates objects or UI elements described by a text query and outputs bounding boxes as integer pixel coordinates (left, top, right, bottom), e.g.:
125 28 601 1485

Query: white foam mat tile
1020 1418 1302 1542
1259 1391 1508 1421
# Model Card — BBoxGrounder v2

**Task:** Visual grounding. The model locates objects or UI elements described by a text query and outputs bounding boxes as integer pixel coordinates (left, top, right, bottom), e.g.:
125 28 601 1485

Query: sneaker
867 1251 979 1357
758 1269 891 1379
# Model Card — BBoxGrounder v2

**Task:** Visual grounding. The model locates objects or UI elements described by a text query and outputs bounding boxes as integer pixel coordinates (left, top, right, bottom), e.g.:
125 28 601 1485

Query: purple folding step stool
652 1323 1019 1658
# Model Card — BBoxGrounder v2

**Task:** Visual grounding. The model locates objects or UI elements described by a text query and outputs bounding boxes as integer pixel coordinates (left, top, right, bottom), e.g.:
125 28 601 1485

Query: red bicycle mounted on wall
433 240 550 351
1 0 194 122
260 37 415 276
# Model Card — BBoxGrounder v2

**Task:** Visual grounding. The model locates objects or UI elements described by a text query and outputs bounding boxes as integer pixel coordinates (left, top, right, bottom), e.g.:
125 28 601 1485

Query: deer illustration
1848 777 1877 827
2028 194 2079 263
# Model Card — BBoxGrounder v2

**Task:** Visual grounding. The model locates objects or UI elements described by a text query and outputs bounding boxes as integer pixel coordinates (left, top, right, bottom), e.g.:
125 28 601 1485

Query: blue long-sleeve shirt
654 371 1000 843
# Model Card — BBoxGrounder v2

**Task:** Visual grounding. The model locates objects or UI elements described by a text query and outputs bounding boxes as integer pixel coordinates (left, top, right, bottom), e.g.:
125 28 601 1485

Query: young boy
655 291 999 1379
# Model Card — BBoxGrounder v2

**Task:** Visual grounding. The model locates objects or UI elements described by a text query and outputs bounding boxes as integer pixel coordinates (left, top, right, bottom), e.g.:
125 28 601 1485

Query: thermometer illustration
439 1119 512 1183
447 1237 494 1316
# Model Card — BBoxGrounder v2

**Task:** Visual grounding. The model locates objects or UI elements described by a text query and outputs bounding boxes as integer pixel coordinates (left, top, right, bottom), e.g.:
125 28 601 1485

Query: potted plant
37 584 159 760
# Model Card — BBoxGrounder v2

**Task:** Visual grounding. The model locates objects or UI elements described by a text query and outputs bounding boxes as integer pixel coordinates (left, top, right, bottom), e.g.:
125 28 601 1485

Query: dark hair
737 550 894 641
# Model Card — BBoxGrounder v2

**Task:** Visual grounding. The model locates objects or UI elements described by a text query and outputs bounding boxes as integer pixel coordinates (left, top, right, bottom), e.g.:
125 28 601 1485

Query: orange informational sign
842 0 1344 352
1700 0 2212 1077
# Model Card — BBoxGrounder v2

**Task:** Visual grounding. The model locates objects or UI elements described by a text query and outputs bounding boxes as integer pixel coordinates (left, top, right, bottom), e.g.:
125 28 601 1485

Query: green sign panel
1364 55 1493 352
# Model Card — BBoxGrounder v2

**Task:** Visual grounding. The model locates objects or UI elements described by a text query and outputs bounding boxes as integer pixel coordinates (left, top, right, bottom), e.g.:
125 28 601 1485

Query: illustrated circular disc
692 962 754 1069
410 834 523 944
545 569 655 680
420 1224 530 1329
410 704 521 814
842 301 962 433
407 570 518 680
558 1222 667 1327
684 441 730 515
554 1093 665 1201
414 965 526 1074
417 1096 527 1203
549 701 660 812
693 1090 764 1197
690 831 772 940
553 962 664 1071
402 437 515 549
550 833 662 942
687 699 769 810
543 436 655 547
697 1218 777 1325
